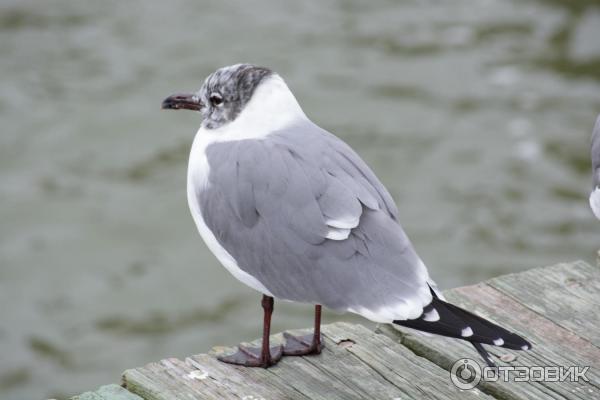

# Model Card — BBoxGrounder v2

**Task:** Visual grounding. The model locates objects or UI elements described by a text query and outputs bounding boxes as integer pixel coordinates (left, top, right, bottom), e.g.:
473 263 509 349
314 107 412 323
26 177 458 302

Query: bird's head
162 64 299 131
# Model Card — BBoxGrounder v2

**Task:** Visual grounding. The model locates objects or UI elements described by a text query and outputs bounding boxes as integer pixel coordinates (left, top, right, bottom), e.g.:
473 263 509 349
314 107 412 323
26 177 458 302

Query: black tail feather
393 288 531 365
472 342 496 368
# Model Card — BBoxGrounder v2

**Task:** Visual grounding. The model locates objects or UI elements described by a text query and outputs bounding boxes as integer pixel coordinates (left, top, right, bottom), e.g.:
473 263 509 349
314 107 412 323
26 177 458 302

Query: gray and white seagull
590 115 600 219
162 64 531 368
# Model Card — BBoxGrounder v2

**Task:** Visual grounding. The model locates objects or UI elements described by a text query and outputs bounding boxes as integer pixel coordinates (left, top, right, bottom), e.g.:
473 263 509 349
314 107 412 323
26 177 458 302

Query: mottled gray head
162 64 273 129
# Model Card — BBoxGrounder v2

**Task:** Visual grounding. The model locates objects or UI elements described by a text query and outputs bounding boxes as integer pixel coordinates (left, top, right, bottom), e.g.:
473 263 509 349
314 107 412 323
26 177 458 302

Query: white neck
199 74 307 142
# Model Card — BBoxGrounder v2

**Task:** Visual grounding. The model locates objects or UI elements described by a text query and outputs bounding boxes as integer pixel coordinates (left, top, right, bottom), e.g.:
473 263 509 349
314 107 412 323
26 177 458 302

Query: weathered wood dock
72 260 600 400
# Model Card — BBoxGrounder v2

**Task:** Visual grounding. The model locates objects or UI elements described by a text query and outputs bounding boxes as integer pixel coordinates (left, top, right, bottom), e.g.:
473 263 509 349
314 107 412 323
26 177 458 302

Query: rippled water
2 0 600 398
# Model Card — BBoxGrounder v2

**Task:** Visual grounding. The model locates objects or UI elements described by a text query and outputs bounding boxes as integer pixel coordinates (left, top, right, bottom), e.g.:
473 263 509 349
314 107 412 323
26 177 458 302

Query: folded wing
196 120 431 321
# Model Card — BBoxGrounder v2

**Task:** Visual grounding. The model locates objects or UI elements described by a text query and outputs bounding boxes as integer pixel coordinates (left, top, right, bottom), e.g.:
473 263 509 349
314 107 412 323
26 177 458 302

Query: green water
1 0 600 398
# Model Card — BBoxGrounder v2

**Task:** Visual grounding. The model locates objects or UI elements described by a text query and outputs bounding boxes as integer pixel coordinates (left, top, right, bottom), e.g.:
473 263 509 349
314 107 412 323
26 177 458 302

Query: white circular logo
450 358 481 390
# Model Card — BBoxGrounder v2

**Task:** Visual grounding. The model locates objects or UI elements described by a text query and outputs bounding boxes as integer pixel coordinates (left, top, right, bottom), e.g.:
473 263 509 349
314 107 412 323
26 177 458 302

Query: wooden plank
322 322 493 400
70 384 142 400
187 352 311 400
379 261 600 400
488 261 600 348
122 322 493 400
77 261 599 399
235 334 368 400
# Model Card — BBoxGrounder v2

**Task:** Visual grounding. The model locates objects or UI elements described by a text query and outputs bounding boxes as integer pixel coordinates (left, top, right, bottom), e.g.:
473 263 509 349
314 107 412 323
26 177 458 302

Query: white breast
186 74 307 295
187 135 273 295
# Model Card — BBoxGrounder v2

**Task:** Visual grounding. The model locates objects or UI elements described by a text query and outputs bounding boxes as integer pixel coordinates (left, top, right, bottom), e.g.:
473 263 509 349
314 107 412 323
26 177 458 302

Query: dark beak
161 93 203 111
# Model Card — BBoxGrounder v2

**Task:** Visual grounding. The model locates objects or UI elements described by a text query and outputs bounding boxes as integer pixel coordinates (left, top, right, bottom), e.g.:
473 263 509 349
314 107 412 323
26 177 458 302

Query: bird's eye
210 93 223 106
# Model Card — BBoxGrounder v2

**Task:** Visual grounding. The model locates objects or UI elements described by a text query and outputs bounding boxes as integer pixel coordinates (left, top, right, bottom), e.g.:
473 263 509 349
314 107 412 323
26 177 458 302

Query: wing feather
198 120 431 321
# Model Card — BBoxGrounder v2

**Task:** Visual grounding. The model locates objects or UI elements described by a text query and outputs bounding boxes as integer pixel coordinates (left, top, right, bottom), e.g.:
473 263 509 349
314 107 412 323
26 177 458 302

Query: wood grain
72 261 600 399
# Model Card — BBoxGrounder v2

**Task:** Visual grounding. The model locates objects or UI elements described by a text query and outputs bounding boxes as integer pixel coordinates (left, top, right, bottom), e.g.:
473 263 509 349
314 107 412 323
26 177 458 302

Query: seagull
590 115 600 219
162 64 531 368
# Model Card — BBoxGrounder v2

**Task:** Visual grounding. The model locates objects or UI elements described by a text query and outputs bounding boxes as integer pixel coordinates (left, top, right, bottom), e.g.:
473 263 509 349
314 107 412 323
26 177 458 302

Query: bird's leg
217 295 283 368
283 304 324 356
258 295 279 365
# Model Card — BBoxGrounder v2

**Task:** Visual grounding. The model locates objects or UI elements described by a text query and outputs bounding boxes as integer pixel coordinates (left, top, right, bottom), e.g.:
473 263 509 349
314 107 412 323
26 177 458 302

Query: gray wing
592 115 600 187
198 120 431 321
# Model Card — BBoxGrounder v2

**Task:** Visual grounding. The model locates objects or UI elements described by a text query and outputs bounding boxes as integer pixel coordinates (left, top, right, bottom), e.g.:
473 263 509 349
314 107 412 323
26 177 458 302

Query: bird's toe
217 344 283 368
282 332 324 356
